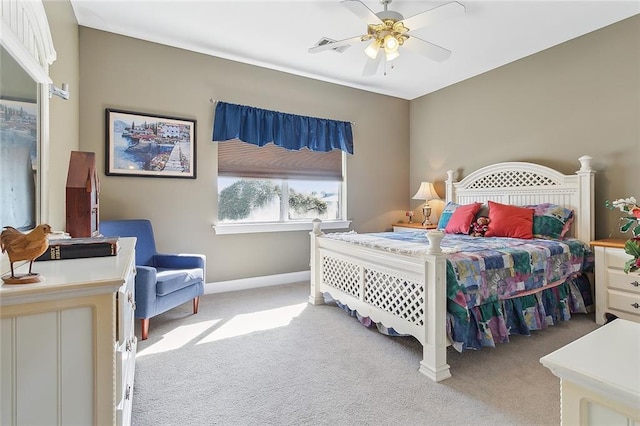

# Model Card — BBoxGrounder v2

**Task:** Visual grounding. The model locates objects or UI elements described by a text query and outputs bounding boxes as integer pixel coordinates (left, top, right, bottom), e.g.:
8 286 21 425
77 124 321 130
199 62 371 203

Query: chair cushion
155 268 204 296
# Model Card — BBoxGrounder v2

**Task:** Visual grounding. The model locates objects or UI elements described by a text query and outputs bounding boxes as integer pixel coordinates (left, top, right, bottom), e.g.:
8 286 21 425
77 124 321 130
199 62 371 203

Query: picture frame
105 108 196 178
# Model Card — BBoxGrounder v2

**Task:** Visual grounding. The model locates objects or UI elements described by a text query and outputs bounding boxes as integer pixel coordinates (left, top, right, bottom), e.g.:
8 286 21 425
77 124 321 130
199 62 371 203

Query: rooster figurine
1 224 52 281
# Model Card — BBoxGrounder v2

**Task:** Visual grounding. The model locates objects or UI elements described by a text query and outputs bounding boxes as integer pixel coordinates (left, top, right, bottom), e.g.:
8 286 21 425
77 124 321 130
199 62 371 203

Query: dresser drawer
608 289 640 316
605 248 634 270
117 288 135 344
607 270 640 295
116 264 136 345
116 336 136 426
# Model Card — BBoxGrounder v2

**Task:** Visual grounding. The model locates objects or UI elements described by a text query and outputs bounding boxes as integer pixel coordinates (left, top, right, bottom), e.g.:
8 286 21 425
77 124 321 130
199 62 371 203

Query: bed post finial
578 155 593 172
445 170 456 203
576 155 595 244
426 230 444 254
311 218 323 236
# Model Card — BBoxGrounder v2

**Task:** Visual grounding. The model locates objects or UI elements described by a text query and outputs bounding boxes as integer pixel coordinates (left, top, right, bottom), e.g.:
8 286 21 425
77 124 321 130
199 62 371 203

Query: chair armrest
154 253 206 270
134 265 157 319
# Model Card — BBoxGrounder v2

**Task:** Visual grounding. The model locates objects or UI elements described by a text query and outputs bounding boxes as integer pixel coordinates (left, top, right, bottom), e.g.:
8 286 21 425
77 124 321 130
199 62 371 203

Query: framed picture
105 108 196 178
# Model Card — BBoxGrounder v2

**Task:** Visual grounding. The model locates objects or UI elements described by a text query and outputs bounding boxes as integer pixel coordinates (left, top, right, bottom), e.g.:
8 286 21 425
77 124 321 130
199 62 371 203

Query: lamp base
422 205 433 227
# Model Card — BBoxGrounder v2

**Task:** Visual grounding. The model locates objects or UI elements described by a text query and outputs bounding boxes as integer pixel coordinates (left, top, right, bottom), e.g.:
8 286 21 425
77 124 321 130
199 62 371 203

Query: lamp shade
364 40 380 59
384 49 400 62
412 182 440 201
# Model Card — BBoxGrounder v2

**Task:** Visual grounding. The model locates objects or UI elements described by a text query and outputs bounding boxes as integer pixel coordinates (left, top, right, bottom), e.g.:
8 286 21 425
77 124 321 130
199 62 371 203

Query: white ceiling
69 0 640 100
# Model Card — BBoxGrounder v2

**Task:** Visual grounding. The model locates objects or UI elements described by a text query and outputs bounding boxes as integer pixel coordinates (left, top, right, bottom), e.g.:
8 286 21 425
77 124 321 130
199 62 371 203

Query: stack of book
35 237 119 262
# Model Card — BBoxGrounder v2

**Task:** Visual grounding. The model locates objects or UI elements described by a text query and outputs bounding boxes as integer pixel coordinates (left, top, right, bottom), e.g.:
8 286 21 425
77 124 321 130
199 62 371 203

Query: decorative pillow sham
437 202 459 230
525 203 575 239
485 201 534 239
445 202 482 235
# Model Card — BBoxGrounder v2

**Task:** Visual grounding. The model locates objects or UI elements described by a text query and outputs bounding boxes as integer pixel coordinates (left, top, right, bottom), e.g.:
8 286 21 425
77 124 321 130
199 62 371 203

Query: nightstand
591 238 640 325
393 222 437 232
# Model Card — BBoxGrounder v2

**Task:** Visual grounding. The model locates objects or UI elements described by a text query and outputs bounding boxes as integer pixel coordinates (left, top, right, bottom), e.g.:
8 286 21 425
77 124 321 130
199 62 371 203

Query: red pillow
485 201 534 239
444 202 482 234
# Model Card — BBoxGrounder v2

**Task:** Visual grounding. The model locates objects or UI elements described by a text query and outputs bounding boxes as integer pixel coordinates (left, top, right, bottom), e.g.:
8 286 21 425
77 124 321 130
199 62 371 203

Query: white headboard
445 156 594 243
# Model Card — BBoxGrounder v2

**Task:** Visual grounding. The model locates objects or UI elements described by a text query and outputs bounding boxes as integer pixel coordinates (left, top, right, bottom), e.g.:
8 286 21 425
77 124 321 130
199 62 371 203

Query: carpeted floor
131 282 599 426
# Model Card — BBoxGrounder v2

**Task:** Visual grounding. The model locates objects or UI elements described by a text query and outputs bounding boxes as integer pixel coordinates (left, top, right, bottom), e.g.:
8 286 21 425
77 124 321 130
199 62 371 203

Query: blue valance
212 102 353 154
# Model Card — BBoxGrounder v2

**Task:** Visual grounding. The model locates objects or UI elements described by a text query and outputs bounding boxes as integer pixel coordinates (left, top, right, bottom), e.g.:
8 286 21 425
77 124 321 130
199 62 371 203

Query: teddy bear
470 216 490 237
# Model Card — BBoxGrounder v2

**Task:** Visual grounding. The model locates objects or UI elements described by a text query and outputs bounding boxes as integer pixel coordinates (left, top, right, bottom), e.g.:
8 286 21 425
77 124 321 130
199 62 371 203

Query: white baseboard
204 270 310 294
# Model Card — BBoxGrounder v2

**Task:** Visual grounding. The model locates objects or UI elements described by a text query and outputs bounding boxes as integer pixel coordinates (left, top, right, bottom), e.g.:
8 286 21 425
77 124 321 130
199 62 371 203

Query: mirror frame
0 0 56 275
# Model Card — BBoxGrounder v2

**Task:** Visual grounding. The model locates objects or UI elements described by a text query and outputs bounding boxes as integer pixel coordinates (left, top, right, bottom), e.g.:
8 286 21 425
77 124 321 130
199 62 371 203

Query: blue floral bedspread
325 231 594 351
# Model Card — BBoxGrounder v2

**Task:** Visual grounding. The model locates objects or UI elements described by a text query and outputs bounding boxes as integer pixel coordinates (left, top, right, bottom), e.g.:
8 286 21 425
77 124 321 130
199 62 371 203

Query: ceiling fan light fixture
383 34 399 52
364 40 380 59
311 0 465 76
384 48 400 62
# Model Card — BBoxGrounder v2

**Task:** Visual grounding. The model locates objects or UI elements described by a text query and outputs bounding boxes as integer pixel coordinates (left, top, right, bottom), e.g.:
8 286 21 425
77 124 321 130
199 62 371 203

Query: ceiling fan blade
341 0 383 25
362 49 383 77
308 35 367 53
400 1 465 32
402 36 452 62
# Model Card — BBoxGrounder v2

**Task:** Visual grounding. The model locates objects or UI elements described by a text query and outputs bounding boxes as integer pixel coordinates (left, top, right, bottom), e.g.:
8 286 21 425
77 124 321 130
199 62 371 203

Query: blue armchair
100 219 205 340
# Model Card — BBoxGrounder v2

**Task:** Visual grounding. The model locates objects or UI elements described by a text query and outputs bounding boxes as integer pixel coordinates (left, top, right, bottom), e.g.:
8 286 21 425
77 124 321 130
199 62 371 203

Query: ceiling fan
309 0 465 76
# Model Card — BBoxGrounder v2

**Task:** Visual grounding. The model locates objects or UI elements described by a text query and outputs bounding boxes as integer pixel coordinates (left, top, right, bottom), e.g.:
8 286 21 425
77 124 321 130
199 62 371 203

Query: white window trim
212 220 351 235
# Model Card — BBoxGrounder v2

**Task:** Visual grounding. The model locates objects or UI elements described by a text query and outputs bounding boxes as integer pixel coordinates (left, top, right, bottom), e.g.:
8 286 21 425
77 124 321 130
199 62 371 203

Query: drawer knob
127 292 136 310
631 281 639 287
632 303 640 309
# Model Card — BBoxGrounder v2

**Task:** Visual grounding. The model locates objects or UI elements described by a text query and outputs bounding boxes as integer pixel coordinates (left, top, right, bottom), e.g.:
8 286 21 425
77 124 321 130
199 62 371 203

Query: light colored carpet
131 282 599 426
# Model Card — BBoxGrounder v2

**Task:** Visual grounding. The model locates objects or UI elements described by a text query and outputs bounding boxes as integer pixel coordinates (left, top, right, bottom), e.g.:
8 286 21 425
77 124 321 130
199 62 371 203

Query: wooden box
66 151 99 238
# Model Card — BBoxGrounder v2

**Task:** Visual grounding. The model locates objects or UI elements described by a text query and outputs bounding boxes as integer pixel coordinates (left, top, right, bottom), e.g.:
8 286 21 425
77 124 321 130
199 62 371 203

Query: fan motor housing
376 10 404 22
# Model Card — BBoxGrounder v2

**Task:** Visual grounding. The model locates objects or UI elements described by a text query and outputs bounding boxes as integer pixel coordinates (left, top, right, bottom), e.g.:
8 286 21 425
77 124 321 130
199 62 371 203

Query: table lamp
412 182 440 226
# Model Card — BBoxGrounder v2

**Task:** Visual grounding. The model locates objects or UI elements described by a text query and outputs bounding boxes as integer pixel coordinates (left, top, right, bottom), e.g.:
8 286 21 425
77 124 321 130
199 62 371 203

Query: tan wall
409 15 640 239
38 5 638 284
78 28 410 282
43 0 80 230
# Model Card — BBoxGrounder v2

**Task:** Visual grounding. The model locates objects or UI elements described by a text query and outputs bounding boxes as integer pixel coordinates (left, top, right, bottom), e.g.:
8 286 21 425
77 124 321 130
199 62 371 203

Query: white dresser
0 237 137 425
592 239 640 325
540 319 640 425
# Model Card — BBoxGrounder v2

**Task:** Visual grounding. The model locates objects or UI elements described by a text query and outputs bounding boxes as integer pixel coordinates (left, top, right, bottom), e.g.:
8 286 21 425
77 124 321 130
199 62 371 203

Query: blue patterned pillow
437 202 459 230
525 203 575 239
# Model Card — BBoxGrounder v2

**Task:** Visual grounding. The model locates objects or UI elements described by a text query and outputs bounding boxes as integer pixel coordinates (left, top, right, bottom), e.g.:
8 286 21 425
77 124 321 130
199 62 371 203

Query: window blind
217 139 343 181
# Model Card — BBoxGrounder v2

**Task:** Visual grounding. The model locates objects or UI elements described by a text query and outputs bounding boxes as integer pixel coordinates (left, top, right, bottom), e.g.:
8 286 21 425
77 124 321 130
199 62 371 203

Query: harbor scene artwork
105 109 196 178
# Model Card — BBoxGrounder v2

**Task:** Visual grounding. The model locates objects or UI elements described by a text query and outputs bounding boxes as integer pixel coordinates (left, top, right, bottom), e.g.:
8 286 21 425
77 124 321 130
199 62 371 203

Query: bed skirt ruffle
332 273 592 352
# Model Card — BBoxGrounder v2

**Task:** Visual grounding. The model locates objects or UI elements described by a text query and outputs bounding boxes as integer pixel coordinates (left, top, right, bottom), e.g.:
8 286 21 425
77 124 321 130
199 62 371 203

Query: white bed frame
309 156 594 381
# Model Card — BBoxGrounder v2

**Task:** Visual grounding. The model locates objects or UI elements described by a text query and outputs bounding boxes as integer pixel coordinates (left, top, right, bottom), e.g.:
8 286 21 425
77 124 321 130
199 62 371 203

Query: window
218 178 342 223
216 140 348 233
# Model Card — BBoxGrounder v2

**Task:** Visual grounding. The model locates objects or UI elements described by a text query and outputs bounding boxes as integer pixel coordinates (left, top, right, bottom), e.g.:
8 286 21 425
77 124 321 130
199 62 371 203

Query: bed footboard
309 220 451 381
